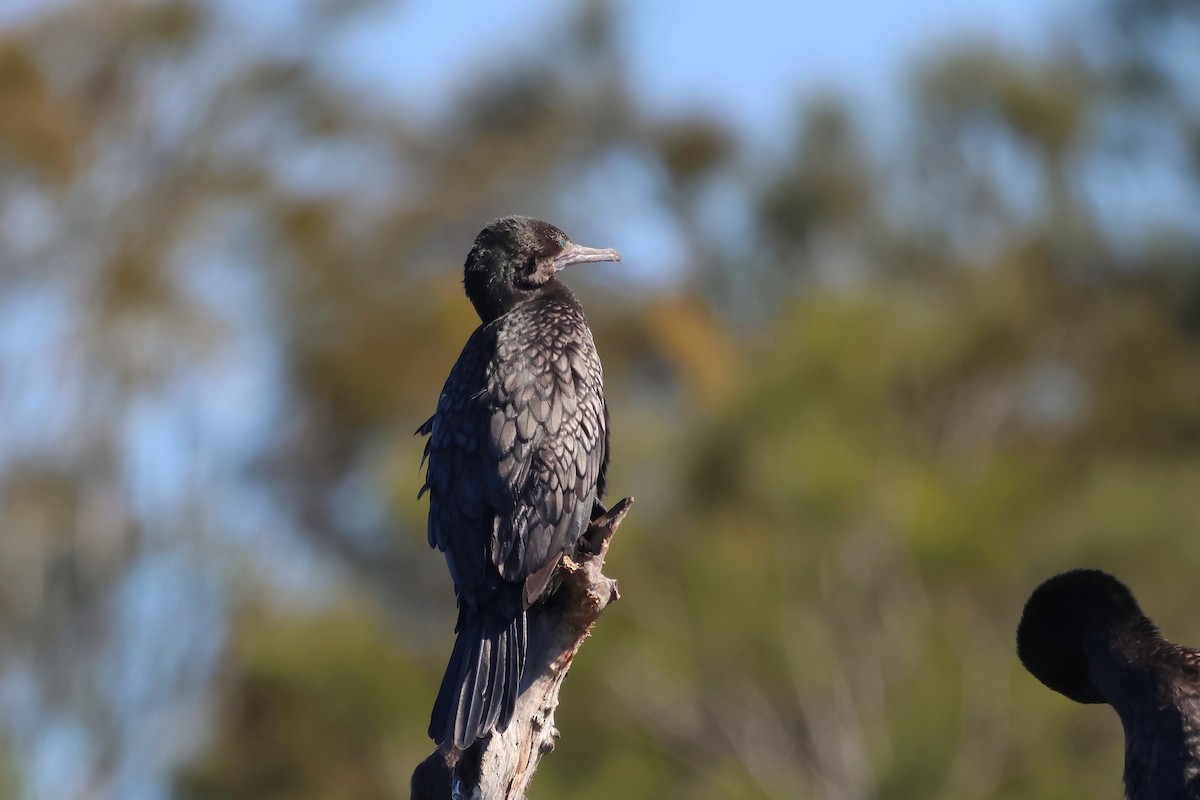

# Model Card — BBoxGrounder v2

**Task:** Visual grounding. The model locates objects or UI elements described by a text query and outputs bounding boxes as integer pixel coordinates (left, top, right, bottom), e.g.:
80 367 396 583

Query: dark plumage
1017 569 1200 800
418 216 619 750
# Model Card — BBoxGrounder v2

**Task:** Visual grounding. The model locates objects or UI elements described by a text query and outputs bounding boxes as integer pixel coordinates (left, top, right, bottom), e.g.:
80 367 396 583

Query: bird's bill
553 242 621 271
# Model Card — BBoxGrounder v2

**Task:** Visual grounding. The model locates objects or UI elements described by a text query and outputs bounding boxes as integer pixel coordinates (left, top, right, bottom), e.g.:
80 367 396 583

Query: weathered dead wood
411 497 634 800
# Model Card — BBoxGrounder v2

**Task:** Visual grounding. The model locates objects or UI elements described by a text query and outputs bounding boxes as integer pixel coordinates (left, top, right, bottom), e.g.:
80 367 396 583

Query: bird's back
423 278 608 611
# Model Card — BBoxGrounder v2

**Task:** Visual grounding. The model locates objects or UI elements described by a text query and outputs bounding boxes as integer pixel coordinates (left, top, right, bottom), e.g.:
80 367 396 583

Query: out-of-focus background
1 0 1198 797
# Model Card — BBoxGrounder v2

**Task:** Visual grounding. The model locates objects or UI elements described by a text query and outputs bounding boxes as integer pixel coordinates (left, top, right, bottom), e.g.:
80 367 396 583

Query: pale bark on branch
411 496 634 800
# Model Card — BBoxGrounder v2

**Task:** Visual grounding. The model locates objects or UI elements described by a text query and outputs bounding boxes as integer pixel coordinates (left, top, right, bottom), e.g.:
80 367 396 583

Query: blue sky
0 0 1101 140
320 0 1091 143
285 0 1097 276
619 0 1087 139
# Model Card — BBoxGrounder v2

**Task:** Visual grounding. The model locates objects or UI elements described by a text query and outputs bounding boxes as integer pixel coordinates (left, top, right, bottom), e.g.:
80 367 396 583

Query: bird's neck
1090 634 1199 735
1087 624 1162 699
467 276 573 325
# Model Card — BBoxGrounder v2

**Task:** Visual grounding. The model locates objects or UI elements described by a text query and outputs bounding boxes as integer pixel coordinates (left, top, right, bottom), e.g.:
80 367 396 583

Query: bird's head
462 216 621 323
1017 569 1158 705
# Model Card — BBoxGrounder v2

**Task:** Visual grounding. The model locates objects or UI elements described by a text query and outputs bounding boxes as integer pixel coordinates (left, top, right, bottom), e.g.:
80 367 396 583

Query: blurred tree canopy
0 0 1198 798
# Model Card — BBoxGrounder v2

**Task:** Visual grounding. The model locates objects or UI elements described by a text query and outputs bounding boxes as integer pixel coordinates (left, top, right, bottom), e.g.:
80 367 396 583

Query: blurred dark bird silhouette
418 216 619 750
1017 569 1200 800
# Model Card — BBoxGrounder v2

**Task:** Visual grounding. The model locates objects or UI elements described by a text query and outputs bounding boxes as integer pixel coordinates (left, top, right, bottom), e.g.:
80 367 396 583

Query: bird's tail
429 603 527 750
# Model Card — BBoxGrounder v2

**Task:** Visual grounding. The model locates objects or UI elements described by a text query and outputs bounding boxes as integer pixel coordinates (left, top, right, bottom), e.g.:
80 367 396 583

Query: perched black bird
418 216 619 750
1017 569 1200 800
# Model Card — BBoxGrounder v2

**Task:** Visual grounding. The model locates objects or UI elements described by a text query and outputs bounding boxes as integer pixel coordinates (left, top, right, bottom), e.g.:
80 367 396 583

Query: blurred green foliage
0 0 1198 798
176 610 438 800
